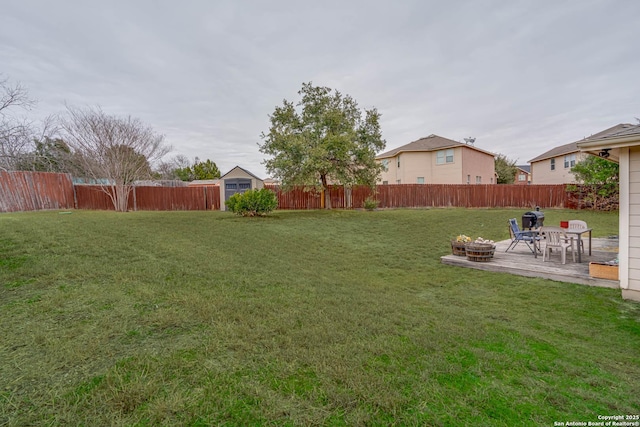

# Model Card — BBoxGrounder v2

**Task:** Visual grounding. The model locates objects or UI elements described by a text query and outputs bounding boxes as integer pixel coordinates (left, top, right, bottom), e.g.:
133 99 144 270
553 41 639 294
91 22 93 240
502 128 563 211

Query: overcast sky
2 0 638 177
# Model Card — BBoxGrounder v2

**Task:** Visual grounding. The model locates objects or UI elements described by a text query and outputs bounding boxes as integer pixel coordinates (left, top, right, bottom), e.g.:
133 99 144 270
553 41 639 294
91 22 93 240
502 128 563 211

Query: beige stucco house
528 142 588 184
577 124 640 302
529 124 632 184
376 134 496 185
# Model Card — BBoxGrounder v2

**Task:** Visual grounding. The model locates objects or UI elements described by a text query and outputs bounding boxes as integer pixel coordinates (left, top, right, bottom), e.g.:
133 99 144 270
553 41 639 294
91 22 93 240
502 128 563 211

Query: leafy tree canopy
259 82 386 208
569 154 619 210
571 155 619 186
174 158 221 181
494 154 518 184
30 137 73 173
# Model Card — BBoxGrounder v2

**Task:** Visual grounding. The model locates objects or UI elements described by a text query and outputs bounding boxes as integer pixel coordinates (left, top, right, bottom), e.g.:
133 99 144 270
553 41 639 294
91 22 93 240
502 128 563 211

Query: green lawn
1 208 638 426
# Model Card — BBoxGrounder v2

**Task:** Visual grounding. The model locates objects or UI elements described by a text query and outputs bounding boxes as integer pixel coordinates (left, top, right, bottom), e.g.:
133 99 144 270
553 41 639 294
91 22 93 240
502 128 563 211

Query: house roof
576 123 640 163
220 165 263 181
582 123 640 141
516 165 530 174
376 134 494 159
528 124 633 163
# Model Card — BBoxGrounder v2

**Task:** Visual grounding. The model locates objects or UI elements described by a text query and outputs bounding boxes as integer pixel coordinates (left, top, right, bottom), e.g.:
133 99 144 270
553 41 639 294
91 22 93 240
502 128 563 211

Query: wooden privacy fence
372 184 573 209
0 171 75 213
1 171 579 212
74 185 220 211
268 184 573 210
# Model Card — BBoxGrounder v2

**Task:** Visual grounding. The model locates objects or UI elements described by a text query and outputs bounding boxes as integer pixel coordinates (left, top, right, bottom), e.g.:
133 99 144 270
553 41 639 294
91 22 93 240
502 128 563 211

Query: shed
219 166 264 211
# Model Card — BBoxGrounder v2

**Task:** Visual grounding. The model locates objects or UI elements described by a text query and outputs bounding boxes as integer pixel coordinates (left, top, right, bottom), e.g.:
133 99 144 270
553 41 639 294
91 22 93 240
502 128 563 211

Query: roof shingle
528 124 633 163
376 134 494 159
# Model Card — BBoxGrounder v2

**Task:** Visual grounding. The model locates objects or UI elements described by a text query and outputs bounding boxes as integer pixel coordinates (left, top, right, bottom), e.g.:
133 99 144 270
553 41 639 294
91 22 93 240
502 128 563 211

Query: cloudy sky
1 0 638 177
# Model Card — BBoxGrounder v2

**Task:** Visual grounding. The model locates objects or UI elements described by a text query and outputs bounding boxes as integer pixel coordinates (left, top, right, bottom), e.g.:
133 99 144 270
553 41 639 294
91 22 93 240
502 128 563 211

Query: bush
363 196 379 211
226 188 278 217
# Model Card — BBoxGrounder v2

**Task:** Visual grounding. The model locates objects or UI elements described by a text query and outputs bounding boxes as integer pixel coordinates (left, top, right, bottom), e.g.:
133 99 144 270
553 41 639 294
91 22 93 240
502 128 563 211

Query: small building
529 124 632 184
376 134 496 185
577 123 640 302
219 166 264 211
514 165 531 185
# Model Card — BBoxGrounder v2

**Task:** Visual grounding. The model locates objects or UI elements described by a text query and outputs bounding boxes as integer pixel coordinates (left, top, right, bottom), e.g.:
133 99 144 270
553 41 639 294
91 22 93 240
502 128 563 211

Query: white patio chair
541 226 575 264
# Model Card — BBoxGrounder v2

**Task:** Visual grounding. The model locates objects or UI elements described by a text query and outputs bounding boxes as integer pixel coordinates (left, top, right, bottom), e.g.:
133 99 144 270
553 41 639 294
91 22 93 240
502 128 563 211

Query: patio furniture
541 226 576 265
568 220 588 253
506 218 541 256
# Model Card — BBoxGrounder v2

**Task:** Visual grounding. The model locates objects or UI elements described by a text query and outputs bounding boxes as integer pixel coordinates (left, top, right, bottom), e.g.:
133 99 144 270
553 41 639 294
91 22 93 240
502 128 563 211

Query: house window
417 177 425 184
396 179 401 184
476 176 481 184
436 149 454 164
564 154 576 168
382 180 388 185
381 159 389 170
397 155 400 168
490 177 494 184
550 159 555 171
467 174 471 184
519 174 526 181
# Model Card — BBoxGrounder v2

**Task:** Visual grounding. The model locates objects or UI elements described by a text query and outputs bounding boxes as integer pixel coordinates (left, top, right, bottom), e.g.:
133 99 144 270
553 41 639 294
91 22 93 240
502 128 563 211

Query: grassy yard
0 208 638 426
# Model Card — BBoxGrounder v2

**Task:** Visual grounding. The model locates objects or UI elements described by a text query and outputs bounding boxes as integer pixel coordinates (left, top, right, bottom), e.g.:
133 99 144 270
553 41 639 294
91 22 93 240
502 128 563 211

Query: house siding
461 147 495 184
531 152 587 184
627 146 640 297
377 146 494 184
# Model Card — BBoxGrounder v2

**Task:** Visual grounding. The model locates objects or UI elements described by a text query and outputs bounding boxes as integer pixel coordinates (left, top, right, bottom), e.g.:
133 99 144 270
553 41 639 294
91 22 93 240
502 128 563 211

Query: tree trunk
113 183 129 212
321 174 331 209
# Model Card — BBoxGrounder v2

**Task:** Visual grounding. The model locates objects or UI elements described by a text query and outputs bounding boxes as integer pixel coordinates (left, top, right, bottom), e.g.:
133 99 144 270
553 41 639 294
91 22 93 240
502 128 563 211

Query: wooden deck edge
440 255 620 289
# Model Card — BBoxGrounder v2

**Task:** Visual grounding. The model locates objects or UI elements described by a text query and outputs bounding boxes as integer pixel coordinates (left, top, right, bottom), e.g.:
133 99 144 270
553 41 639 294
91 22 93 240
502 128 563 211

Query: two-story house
376 134 496 185
529 124 632 184
514 165 531 185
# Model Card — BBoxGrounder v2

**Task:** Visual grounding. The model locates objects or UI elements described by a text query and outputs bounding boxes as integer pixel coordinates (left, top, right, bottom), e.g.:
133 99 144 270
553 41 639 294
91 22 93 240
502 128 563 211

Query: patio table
561 227 592 263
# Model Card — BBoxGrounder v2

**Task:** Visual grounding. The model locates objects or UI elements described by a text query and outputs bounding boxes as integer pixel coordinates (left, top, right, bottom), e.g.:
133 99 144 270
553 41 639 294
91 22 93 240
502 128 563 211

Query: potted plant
451 234 471 256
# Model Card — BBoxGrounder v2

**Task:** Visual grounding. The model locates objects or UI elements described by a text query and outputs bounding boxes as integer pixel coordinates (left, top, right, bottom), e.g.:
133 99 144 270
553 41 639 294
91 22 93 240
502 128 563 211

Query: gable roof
576 124 640 163
376 134 494 159
582 123 640 142
220 165 263 181
516 165 530 174
528 124 633 163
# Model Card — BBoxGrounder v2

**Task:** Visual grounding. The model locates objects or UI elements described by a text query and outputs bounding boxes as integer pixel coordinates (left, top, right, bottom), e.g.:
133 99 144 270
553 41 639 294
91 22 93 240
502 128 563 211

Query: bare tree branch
62 105 171 211
0 77 35 116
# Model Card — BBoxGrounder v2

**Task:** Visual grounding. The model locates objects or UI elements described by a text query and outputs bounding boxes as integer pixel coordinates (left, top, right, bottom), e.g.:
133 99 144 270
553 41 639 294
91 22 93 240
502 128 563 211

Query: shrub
363 196 379 211
226 188 278 217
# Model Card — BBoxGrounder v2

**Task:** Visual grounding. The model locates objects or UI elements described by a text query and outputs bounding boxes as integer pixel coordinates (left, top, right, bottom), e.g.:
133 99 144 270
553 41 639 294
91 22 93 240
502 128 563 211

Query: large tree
494 154 518 184
27 137 74 173
62 106 170 212
173 157 221 181
259 82 386 209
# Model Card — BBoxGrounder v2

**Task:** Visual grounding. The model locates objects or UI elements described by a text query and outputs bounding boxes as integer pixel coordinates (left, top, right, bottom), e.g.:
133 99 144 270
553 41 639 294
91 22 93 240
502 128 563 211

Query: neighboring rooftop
516 165 530 173
582 123 640 141
529 124 633 163
376 134 494 159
